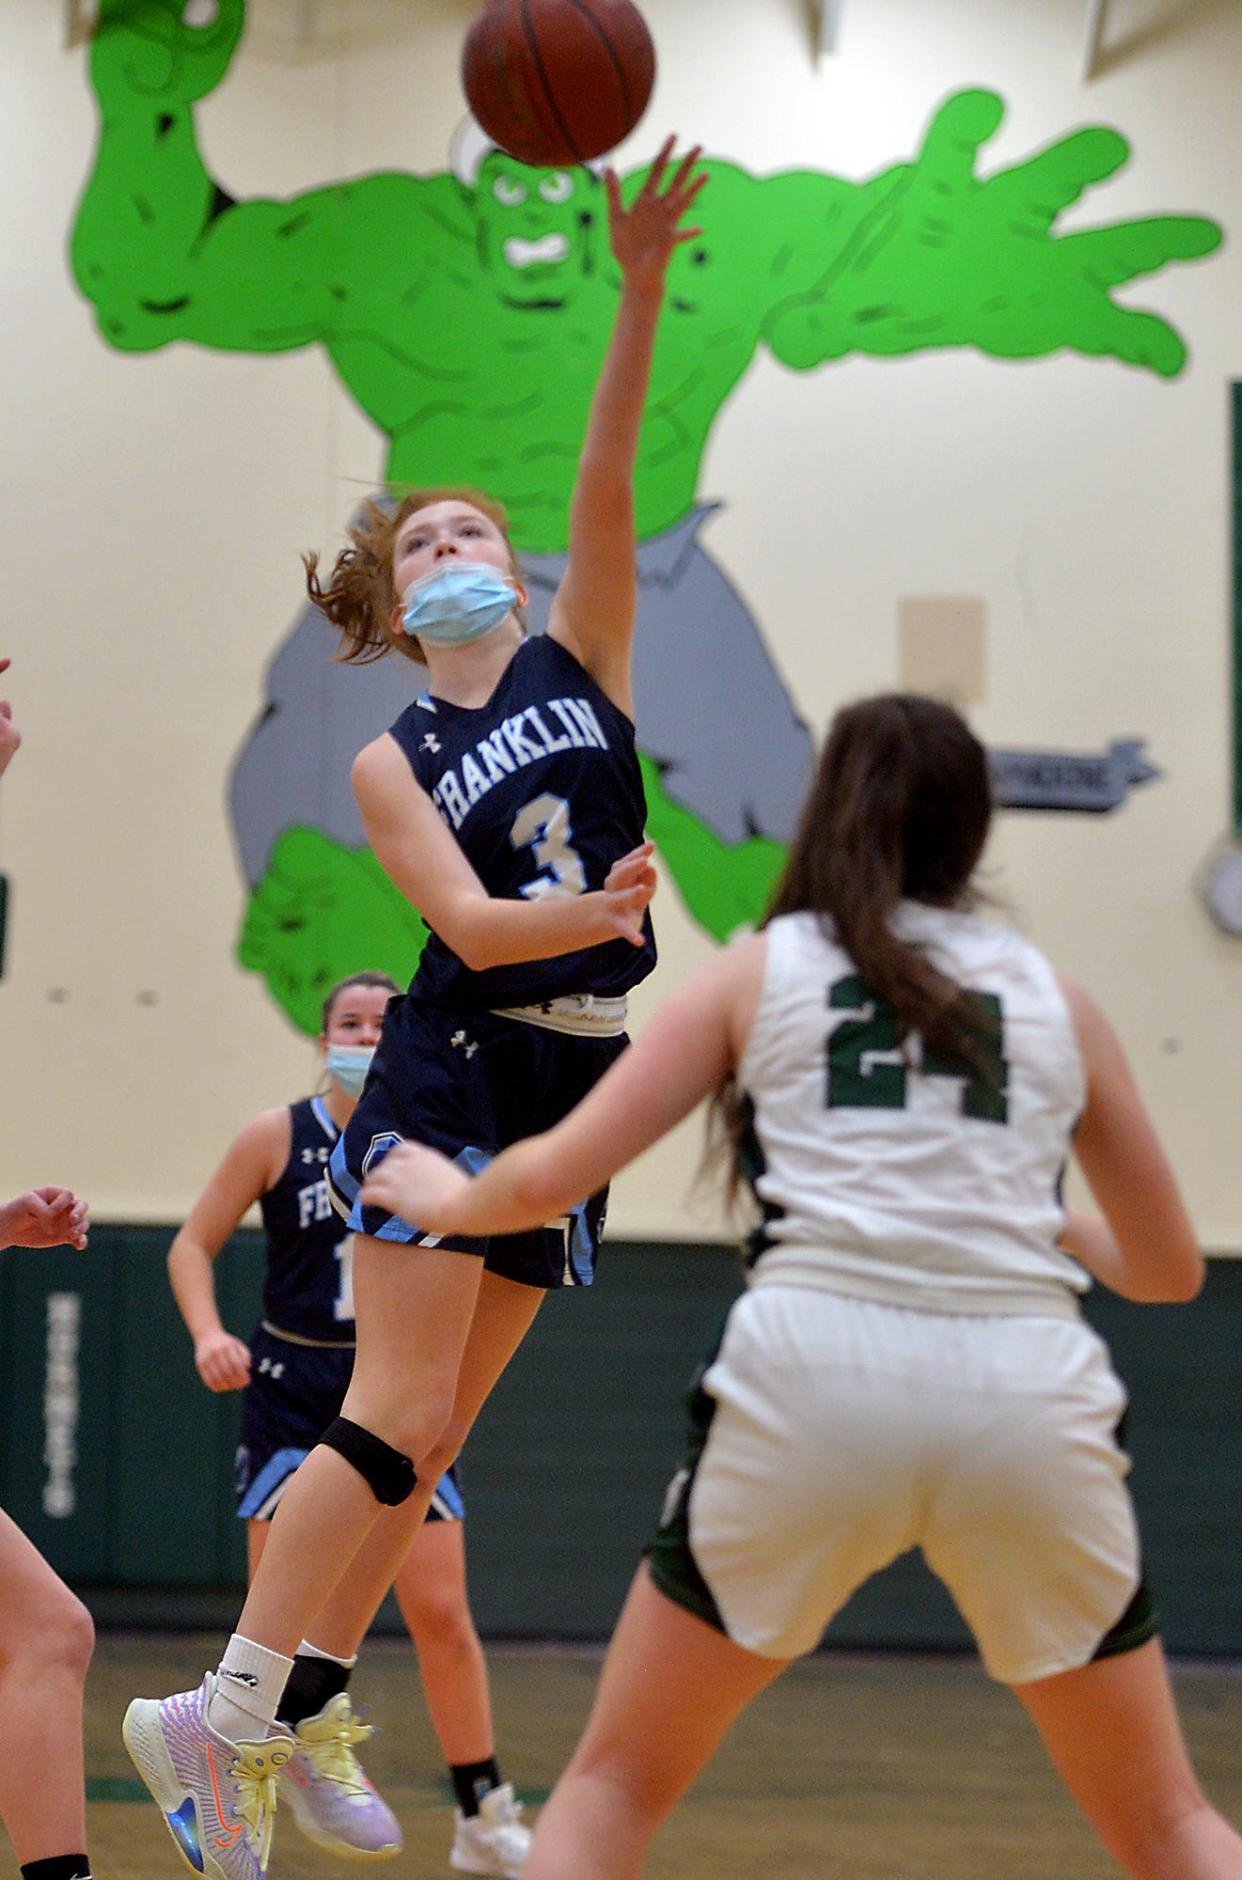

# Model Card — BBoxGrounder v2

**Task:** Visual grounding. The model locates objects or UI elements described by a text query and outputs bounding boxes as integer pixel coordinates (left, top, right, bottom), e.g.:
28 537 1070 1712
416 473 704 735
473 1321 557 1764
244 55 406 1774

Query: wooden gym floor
19 1633 1242 1879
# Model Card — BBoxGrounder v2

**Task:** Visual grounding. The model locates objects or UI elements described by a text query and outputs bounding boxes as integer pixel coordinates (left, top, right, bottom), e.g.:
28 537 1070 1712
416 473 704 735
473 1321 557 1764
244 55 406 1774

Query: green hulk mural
72 0 1222 1031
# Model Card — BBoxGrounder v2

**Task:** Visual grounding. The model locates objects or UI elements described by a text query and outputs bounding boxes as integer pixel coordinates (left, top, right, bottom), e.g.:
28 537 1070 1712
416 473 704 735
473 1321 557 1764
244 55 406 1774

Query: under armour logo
450 1030 479 1058
219 1667 260 1689
301 1147 329 1165
421 732 441 753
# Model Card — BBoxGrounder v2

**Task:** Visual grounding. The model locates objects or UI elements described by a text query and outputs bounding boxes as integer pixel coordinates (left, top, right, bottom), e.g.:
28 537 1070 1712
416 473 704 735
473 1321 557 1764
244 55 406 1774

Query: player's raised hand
0 657 20 779
602 840 658 946
361 1142 471 1234
0 1187 90 1252
607 137 709 292
193 1328 252 1393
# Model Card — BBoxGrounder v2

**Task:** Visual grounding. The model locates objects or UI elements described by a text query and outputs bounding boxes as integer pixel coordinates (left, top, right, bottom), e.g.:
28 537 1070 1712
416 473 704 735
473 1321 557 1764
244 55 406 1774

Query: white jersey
738 906 1088 1317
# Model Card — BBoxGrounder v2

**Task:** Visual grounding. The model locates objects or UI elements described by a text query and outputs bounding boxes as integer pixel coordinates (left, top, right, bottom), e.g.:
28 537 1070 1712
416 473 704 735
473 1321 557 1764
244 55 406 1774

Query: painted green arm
640 757 786 943
237 829 425 1036
765 90 1223 379
71 0 470 357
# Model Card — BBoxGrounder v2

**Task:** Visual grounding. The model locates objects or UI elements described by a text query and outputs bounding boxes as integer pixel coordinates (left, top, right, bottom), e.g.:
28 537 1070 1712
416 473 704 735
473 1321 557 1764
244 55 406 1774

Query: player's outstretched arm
362 936 765 1234
548 138 708 715
0 1189 89 1252
354 736 657 969
167 1109 289 1392
1059 978 1203 1303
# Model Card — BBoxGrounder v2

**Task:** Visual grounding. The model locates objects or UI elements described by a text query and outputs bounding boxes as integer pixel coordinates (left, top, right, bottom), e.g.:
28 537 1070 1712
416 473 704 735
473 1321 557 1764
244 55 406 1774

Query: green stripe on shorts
645 1316 732 1637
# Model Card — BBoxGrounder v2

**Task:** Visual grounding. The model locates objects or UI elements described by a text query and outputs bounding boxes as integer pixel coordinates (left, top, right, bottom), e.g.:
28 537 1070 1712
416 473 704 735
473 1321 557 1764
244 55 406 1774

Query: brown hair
320 970 401 1035
707 694 995 1207
304 487 523 666
767 693 993 1057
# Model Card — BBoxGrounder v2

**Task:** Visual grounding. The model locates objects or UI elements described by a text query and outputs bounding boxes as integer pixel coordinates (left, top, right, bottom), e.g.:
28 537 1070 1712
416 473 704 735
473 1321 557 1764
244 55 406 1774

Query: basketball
462 0 657 168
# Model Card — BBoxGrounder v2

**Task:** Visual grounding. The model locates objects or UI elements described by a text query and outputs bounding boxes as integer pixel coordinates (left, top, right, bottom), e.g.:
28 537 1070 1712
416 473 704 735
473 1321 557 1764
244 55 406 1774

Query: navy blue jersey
391 634 657 1012
258 1097 356 1344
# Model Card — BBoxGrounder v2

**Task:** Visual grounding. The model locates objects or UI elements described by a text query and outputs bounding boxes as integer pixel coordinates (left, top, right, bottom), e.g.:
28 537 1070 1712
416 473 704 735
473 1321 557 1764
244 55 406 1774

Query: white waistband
491 993 628 1038
261 1319 357 1350
746 1258 1083 1321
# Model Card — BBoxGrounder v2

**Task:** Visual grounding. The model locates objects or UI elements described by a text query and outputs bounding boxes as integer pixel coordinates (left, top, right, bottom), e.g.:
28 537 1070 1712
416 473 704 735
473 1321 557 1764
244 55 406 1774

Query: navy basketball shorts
235 1324 465 1523
327 997 627 1290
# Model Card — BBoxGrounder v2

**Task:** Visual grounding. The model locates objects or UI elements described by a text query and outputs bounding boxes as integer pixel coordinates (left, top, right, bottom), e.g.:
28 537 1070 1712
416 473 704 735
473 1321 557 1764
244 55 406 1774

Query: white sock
207 1634 294 1743
297 1638 358 1668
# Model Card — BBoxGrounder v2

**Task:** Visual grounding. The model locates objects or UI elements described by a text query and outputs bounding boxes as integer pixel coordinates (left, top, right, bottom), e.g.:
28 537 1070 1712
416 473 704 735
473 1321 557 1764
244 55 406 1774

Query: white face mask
326 1044 374 1098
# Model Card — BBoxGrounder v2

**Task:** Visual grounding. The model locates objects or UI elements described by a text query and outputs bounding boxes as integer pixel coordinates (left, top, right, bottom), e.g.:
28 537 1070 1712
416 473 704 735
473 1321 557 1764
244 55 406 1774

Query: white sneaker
122 1675 292 1880
450 1783 532 1877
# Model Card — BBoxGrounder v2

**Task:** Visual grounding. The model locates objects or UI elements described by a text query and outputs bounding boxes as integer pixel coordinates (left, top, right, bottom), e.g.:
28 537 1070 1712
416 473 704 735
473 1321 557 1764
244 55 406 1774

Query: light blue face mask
326 1044 374 1099
401 561 519 646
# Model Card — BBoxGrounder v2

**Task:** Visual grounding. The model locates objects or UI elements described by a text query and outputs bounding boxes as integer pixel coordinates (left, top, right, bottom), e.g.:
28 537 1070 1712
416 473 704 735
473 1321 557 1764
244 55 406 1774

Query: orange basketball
462 0 657 168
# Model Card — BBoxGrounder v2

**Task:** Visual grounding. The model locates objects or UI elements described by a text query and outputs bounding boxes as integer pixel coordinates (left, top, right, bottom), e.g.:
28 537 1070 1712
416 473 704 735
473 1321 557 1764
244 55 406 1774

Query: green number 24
826 975 1009 1124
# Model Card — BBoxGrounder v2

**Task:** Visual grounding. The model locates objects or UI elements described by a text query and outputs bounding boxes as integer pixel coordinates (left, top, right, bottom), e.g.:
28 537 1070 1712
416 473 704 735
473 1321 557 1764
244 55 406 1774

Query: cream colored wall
1 0 1240 1242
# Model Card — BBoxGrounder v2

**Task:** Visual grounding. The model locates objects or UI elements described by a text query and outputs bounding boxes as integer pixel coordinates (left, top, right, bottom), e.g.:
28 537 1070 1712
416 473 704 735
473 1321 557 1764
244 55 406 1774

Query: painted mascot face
472 154 604 311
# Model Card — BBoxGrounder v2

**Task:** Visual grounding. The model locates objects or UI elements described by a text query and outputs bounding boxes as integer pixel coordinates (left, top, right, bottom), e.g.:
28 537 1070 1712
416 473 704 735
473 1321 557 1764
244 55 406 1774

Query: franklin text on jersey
391 635 656 1010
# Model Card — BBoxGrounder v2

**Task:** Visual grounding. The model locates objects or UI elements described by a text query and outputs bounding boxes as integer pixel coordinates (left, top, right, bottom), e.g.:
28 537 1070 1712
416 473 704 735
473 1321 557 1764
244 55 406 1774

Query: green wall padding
2 1228 1239 1652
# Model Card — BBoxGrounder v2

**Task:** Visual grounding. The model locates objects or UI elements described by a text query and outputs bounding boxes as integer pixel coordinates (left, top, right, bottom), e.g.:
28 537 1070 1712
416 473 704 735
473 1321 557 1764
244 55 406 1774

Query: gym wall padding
2 1227 1239 1654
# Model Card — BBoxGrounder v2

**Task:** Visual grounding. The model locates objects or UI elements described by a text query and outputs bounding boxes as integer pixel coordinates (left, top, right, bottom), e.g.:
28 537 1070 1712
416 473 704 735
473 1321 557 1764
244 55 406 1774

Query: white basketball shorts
646 1285 1152 1685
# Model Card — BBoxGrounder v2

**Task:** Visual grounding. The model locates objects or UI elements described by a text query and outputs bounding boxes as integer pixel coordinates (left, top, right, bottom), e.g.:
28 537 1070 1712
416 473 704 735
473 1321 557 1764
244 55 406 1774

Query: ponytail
768 694 991 1063
708 695 996 1214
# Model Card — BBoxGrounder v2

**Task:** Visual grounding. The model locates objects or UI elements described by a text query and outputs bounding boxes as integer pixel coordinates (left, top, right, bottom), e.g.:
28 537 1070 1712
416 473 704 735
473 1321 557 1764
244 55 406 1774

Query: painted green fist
90 0 244 112
237 828 425 1036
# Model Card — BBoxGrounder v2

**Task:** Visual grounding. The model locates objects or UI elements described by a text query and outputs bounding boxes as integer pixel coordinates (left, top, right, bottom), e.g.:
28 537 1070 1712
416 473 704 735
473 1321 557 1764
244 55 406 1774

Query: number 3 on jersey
826 974 1009 1123
511 793 586 900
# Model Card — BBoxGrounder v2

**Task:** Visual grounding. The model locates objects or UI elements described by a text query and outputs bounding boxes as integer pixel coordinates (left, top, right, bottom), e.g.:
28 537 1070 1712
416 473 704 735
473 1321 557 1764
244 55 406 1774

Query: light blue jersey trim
329 1137 492 1243
237 1446 308 1519
329 1136 361 1215
430 1470 467 1521
310 1094 340 1142
568 1201 596 1285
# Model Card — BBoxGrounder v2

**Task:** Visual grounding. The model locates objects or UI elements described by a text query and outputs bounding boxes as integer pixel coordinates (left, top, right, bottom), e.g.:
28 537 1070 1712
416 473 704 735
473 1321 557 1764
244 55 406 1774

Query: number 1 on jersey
333 1236 356 1322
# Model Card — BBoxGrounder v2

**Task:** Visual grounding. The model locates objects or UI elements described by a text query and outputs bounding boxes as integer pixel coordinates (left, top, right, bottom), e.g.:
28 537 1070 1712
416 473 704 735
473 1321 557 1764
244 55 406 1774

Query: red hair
305 487 522 666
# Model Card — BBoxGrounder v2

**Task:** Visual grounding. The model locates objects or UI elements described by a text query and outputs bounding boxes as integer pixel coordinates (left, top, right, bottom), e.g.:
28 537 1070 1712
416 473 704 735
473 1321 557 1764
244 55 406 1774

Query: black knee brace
319 1417 417 1506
